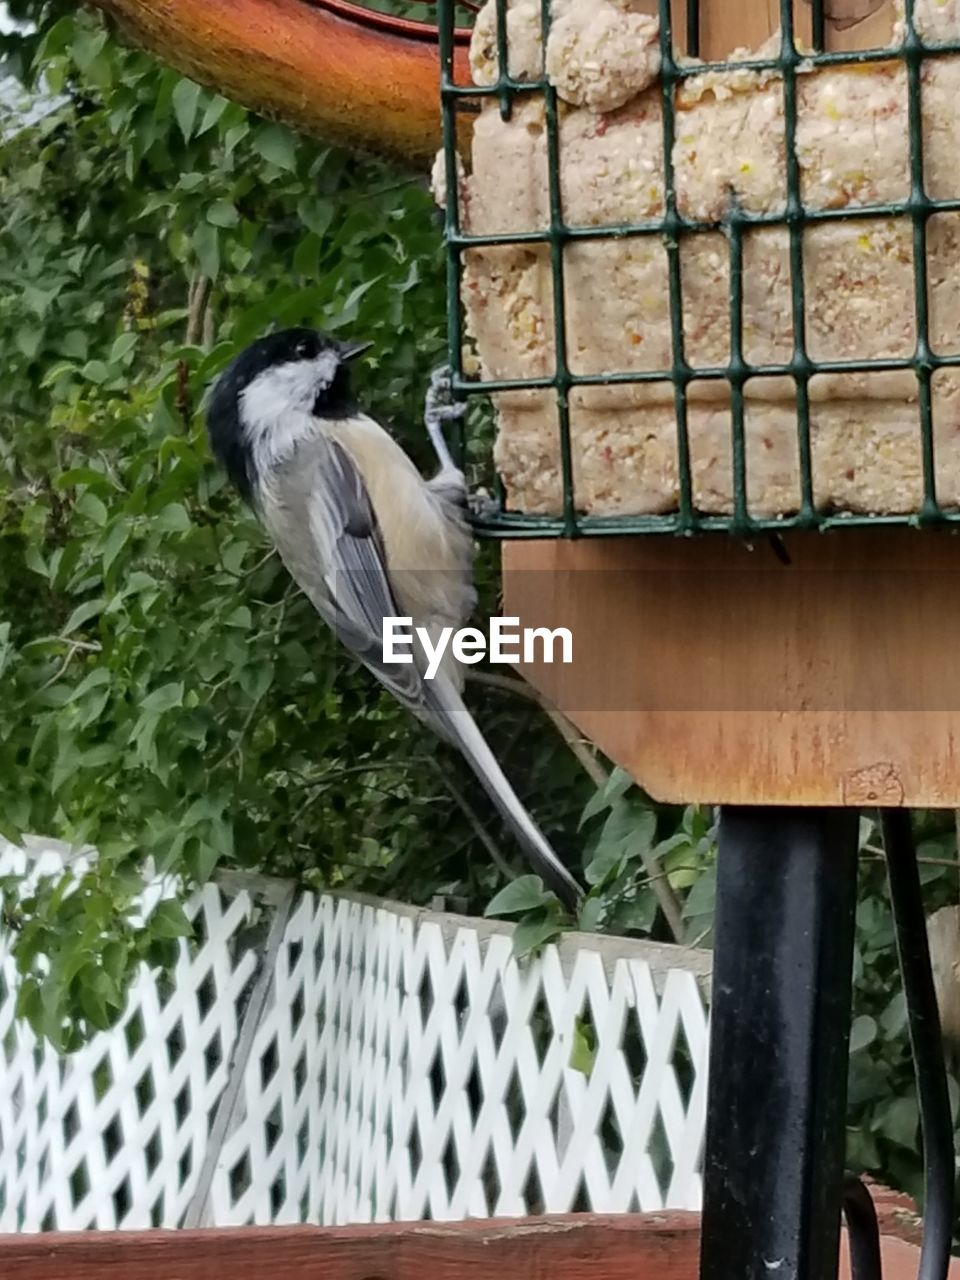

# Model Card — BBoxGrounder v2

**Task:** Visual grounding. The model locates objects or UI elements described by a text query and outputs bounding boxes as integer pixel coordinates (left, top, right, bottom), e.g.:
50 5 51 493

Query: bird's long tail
429 680 584 913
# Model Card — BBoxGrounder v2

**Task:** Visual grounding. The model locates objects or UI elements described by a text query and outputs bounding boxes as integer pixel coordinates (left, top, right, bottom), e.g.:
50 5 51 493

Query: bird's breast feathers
336 416 475 626
258 412 475 632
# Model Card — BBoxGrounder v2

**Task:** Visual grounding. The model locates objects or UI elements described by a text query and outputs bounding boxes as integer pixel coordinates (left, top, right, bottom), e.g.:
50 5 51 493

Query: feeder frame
438 0 960 537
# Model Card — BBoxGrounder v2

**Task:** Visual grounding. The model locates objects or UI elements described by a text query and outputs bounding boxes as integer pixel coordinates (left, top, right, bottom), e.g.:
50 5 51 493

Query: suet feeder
435 0 960 812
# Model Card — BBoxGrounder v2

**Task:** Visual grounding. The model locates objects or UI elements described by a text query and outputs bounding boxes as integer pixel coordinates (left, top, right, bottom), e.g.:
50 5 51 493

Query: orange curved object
91 0 473 164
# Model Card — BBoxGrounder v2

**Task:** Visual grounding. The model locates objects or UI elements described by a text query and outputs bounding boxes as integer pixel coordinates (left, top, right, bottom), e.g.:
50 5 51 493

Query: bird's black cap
206 328 369 503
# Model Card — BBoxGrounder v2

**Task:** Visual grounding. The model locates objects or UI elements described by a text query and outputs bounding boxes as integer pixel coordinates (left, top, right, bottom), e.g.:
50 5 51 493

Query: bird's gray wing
303 434 428 717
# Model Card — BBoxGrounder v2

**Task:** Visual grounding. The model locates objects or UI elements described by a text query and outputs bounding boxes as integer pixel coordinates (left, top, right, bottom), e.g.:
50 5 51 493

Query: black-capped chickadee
206 328 583 912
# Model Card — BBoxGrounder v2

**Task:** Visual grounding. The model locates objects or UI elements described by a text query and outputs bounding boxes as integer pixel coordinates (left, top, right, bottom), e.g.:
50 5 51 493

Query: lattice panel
0 846 261 1232
210 896 708 1225
0 844 709 1231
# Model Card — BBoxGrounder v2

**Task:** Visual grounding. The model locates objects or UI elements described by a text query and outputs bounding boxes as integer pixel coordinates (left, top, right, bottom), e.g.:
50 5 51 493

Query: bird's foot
424 365 466 473
468 488 499 521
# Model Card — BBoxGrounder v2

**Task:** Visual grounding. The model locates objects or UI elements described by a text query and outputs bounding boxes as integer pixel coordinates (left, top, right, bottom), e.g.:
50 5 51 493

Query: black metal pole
842 1173 883 1280
881 810 955 1280
698 807 860 1280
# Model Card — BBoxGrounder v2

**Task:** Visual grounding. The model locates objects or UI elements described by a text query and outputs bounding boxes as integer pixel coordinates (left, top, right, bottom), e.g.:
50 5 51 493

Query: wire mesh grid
437 0 960 537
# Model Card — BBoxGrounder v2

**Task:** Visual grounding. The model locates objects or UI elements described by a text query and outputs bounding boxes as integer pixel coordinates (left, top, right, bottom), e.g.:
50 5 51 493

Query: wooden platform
0 1210 952 1279
502 529 960 807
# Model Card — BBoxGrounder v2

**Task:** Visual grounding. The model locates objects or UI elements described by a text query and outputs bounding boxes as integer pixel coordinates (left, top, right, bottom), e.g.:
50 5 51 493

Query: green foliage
0 8 591 1046
578 773 716 942
845 813 960 1207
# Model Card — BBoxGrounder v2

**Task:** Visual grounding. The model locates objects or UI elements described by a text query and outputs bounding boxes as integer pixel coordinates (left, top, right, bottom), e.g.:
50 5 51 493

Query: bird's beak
339 339 373 362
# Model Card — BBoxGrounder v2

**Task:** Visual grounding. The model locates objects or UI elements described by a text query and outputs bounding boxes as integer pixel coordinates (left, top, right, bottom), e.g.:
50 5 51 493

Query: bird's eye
296 341 309 356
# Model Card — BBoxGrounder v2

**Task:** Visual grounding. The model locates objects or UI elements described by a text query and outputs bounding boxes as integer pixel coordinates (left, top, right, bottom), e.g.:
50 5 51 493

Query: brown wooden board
674 0 894 52
0 1212 955 1280
0 1215 699 1280
502 531 960 807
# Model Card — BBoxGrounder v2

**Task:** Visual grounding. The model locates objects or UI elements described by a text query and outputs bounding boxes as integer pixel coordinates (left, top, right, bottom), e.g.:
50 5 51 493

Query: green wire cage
435 0 960 539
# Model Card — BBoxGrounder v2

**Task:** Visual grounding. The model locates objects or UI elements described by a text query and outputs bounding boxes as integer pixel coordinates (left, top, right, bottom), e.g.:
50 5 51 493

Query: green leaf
583 799 655 886
109 332 138 363
123 571 159 596
193 223 220 281
62 597 106 634
23 285 57 317
224 122 249 156
145 937 180 970
850 1015 877 1054
56 467 113 493
79 973 112 1031
149 900 193 940
879 990 907 1038
873 1095 918 1149
293 233 321 280
81 359 110 385
155 503 192 534
140 682 184 713
188 839 223 884
682 864 716 923
485 875 550 918
76 491 109 526
101 522 131 575
569 1017 596 1076
199 94 230 133
297 198 333 238
329 277 383 326
512 912 563 959
583 840 624 888
16 327 42 359
239 660 275 701
0 813 24 847
71 25 108 72
207 200 239 228
60 330 89 359
225 605 252 629
24 546 47 579
254 124 299 171
66 667 111 702
172 79 202 141
579 766 635 828
578 894 604 933
129 711 160 768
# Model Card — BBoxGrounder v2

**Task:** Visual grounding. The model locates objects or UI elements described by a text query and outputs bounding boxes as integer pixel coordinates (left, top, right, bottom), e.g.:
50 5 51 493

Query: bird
205 327 583 912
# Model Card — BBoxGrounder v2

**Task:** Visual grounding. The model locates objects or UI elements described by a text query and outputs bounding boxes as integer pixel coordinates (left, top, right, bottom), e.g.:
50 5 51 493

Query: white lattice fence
0 843 711 1232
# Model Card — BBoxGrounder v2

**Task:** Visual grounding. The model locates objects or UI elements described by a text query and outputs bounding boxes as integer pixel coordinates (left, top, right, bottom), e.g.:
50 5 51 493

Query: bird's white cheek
239 354 338 473
241 362 318 431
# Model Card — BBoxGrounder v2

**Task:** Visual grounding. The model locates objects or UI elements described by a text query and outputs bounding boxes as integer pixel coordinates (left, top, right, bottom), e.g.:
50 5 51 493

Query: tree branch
428 758 517 886
176 274 214 430
185 274 213 347
466 670 607 788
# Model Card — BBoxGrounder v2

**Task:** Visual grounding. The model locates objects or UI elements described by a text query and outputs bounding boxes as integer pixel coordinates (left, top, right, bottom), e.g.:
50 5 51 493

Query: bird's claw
468 489 499 521
424 364 464 474
424 365 466 422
